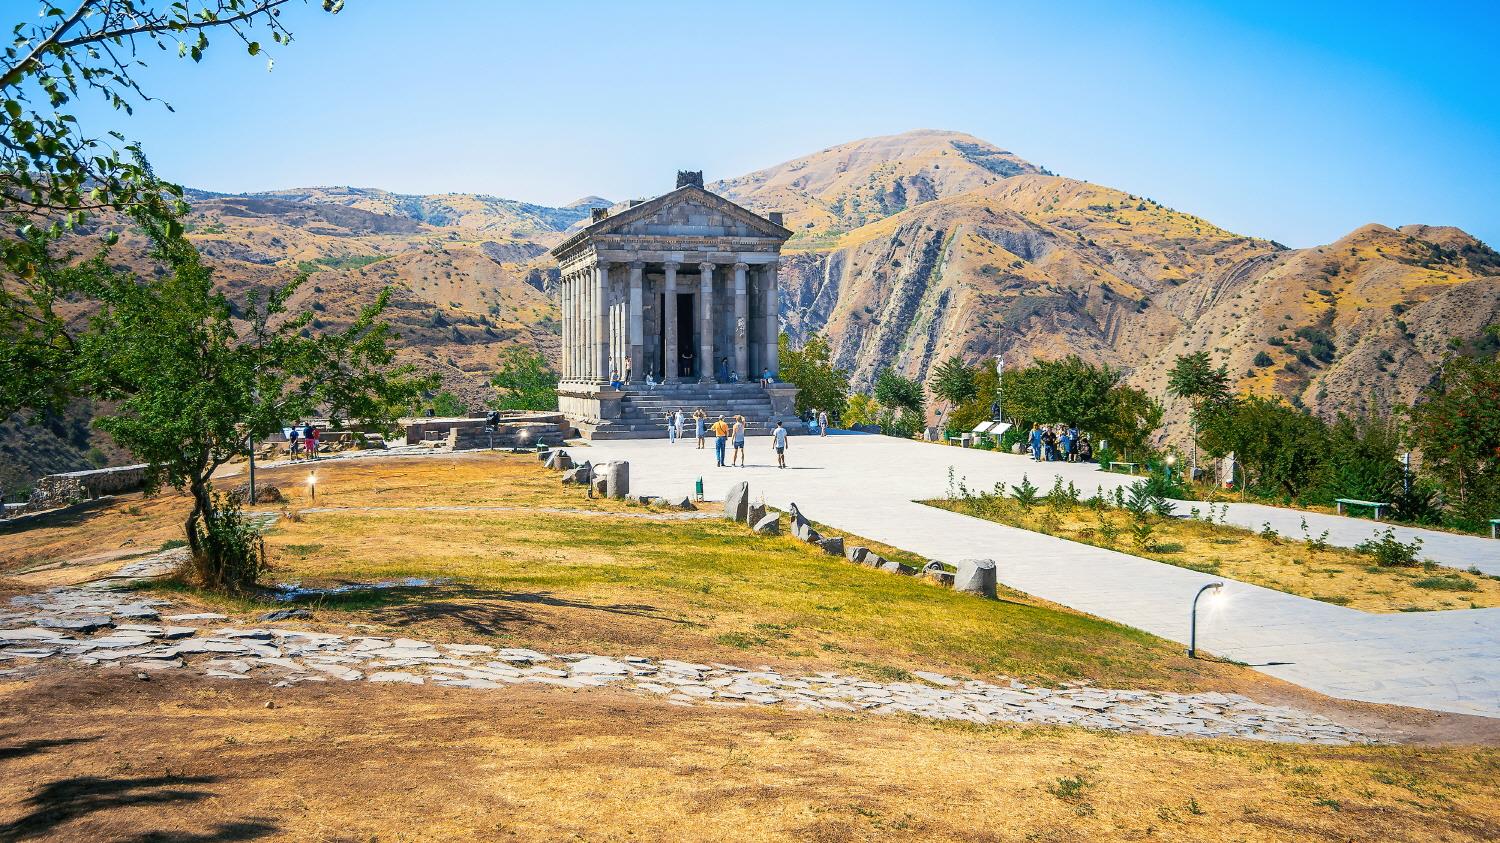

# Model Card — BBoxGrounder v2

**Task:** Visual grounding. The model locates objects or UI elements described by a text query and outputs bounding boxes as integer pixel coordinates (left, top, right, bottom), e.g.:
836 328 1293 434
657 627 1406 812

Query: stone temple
553 172 798 438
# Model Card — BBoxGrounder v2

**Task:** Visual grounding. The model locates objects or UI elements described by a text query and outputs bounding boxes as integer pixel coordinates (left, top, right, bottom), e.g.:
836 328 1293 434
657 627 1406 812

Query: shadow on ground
290 583 698 636
0 772 276 842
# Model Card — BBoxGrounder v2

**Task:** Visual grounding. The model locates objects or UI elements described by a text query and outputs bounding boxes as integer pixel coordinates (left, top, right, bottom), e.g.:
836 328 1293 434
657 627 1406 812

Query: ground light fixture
1188 581 1224 659
1165 452 1177 484
307 471 317 502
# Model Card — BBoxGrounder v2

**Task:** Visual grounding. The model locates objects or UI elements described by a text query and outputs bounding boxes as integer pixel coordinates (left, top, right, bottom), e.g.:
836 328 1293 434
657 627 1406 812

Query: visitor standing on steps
694 409 706 449
773 421 788 469
712 415 730 467
731 416 746 467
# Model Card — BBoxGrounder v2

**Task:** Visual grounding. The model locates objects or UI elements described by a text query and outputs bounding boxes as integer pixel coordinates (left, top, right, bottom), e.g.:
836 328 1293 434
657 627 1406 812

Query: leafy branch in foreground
2 1 343 222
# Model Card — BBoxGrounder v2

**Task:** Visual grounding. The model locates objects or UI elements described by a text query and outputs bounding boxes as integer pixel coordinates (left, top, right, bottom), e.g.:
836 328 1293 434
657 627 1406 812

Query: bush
1412 574 1478 592
1011 475 1040 507
1253 351 1274 367
1355 528 1424 567
186 490 268 592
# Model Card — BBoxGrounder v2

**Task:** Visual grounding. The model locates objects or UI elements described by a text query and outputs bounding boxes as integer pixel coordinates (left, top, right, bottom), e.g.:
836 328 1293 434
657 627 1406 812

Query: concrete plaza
580 433 1500 718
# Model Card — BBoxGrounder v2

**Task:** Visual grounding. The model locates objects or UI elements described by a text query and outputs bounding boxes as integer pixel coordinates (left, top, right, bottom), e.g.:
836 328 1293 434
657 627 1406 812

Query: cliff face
6 130 1498 486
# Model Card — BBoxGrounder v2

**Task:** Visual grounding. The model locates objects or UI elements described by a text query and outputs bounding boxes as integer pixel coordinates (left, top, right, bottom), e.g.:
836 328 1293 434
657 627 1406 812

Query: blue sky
36 0 1500 247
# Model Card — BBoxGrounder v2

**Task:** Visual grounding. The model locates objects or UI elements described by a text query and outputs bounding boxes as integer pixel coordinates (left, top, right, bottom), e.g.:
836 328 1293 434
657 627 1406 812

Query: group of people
664 408 789 469
1027 423 1092 463
285 422 321 460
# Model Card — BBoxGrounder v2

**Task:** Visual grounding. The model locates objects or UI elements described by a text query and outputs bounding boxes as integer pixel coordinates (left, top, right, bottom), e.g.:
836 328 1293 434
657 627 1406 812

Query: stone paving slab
577 435 1500 718
0 586 1377 745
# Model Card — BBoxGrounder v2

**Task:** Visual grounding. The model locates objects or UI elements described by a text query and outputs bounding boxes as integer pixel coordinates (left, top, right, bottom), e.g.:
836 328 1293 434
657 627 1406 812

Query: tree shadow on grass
0 773 277 842
0 735 99 763
296 583 696 636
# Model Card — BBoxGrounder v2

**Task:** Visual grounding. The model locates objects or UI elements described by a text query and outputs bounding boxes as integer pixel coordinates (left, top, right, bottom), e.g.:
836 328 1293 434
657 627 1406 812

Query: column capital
661 260 680 271
628 260 646 271
698 261 716 273
732 262 749 272
594 257 613 270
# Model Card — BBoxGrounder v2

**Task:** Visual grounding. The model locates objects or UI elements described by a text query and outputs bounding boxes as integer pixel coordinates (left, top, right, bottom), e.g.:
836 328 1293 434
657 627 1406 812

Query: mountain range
4 129 1498 487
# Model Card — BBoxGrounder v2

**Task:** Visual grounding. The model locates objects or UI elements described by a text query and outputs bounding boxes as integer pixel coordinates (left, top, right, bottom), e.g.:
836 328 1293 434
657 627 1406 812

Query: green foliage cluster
778 333 849 423
1004 355 1161 458
1407 351 1500 529
489 347 558 411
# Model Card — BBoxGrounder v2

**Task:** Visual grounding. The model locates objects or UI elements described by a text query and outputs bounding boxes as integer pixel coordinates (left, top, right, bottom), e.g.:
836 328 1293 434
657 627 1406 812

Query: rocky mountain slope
5 130 1497 487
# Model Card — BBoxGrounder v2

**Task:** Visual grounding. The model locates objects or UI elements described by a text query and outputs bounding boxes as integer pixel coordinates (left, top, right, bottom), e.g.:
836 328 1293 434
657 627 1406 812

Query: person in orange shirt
711 416 730 467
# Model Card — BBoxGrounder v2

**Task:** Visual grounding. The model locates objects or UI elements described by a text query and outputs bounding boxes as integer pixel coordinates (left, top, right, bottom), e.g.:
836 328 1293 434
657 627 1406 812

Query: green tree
948 358 998 433
1098 384 1163 460
24 205 428 590
430 391 468 417
490 347 559 411
777 332 849 423
1323 412 1403 504
1166 351 1231 477
1408 352 1500 527
1199 396 1329 500
930 355 977 407
874 368 925 417
843 393 880 427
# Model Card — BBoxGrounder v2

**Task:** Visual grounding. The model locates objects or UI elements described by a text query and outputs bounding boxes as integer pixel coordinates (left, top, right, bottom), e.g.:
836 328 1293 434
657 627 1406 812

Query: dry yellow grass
928 496 1499 613
0 672 1495 842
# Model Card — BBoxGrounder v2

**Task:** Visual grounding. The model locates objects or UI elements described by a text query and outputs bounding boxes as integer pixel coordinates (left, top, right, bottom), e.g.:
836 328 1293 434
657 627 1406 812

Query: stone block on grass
752 514 780 535
953 558 998 599
845 545 868 564
817 536 845 556
724 481 750 523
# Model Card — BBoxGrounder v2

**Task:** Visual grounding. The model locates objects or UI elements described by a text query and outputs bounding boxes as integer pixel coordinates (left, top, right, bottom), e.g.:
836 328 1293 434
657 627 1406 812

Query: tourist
645 372 657 391
666 410 677 443
1043 426 1058 461
1077 432 1094 463
712 415 730 467
306 424 320 460
623 358 633 385
817 409 828 437
288 423 302 460
731 415 747 467
681 349 694 379
773 420 788 468
1059 427 1073 463
673 408 685 442
760 367 772 386
719 357 731 383
1028 424 1042 461
694 409 707 449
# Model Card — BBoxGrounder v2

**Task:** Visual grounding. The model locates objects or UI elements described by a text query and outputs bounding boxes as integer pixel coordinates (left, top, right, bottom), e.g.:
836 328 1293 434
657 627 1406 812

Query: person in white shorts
773 421 788 469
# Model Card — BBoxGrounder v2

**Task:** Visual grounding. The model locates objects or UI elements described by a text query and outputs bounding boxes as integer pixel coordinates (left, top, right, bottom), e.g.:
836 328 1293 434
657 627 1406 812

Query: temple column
628 260 644 383
663 261 679 383
698 262 715 383
763 261 779 377
732 261 749 382
594 259 610 384
561 274 572 380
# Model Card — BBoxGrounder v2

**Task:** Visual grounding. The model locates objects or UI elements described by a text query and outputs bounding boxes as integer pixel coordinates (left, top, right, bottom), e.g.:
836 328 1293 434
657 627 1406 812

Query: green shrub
1011 475 1040 507
1412 574 1477 592
1356 528 1424 567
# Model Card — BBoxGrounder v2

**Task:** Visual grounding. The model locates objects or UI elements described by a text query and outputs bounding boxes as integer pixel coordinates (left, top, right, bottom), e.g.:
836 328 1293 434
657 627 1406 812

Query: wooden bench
1108 461 1138 475
1336 498 1389 520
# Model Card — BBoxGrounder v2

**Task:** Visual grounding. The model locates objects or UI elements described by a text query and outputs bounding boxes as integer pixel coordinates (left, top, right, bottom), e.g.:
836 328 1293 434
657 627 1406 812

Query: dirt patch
0 671 1496 842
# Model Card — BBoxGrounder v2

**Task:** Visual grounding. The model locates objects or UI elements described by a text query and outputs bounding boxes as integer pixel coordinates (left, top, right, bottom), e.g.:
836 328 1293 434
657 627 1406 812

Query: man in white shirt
773 421 788 469
673 409 685 442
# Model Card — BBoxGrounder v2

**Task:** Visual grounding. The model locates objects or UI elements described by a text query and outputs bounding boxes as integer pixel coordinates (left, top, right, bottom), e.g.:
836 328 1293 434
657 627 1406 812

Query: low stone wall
401 414 570 450
38 464 148 499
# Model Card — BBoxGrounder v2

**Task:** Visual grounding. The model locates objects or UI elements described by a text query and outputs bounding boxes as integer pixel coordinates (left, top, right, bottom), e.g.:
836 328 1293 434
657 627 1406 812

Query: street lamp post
1165 453 1177 485
1188 581 1224 659
307 472 317 503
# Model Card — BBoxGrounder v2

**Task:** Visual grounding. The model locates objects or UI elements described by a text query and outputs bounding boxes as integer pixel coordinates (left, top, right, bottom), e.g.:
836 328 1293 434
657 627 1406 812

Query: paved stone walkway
299 505 713 520
0 583 1377 744
578 435 1500 718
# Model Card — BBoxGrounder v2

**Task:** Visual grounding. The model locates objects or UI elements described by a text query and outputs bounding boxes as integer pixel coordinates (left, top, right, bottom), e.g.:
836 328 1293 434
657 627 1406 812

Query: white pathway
578 434 1500 718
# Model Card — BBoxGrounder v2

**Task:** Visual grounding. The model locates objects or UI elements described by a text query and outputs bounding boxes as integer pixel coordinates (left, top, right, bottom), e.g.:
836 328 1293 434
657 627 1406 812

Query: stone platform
561 382 799 440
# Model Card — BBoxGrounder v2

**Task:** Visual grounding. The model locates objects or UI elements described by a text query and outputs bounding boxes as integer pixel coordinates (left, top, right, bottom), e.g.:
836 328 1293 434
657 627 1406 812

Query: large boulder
845 545 869 564
870 554 917 576
752 513 780 535
748 502 767 527
604 460 630 499
817 536 845 556
953 558 998 599
543 449 573 470
724 481 750 523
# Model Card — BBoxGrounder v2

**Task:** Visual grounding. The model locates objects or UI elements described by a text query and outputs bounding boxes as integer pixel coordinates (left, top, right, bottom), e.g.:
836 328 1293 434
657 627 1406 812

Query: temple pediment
552 185 790 259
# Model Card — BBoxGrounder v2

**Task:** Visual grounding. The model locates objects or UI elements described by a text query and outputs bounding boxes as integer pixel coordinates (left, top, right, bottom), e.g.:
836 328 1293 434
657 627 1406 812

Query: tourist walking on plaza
665 410 677 443
306 424 319 460
712 415 730 467
731 416 746 467
673 408 685 442
817 409 828 437
694 409 706 449
773 420 788 468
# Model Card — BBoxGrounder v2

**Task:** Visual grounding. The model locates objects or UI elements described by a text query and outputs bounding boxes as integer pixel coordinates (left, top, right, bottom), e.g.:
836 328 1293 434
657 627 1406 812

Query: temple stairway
586 383 806 440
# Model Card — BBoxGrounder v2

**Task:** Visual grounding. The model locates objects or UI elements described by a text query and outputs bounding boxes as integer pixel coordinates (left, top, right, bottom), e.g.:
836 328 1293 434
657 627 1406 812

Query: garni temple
552 172 799 438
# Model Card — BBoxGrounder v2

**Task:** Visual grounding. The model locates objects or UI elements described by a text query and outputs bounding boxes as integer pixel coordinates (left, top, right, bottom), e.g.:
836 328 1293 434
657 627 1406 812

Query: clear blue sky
39 0 1500 247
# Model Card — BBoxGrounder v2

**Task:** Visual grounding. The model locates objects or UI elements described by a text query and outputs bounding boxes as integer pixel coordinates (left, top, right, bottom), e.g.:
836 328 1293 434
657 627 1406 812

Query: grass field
3 451 1498 841
926 493 1499 613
